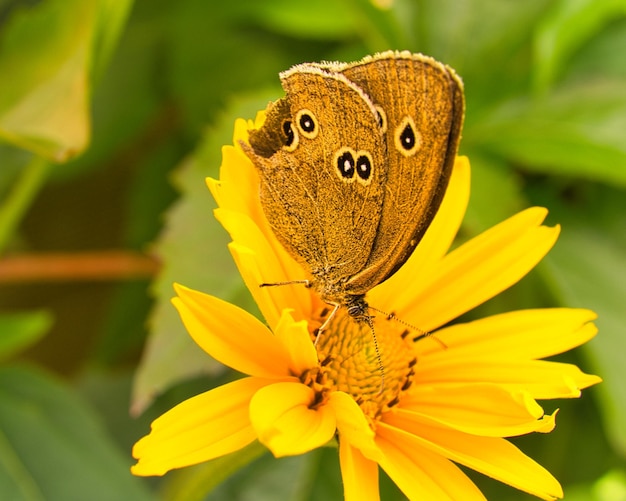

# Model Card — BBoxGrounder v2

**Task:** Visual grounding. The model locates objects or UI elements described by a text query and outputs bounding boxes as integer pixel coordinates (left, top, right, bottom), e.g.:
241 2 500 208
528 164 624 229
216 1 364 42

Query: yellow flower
132 113 601 501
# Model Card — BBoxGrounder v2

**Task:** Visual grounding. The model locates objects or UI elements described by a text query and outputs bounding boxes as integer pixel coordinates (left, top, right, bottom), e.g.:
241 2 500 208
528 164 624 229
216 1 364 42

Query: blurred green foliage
0 0 624 499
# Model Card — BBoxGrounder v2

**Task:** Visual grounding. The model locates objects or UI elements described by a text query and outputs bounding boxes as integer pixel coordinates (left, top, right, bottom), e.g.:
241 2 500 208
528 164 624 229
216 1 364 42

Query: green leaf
413 0 549 80
204 449 331 501
248 0 359 40
341 0 413 51
162 441 267 501
0 0 134 162
566 470 626 501
0 156 51 252
462 152 527 234
592 469 626 500
0 365 154 501
90 0 134 83
0 144 32 200
176 445 356 501
566 17 626 80
0 0 98 161
546 229 626 456
165 3 294 135
54 4 167 181
0 311 52 361
533 0 626 93
468 78 626 186
131 93 276 415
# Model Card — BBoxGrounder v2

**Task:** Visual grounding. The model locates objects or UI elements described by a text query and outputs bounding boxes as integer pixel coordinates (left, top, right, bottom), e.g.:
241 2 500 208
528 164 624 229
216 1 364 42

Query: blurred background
0 0 624 499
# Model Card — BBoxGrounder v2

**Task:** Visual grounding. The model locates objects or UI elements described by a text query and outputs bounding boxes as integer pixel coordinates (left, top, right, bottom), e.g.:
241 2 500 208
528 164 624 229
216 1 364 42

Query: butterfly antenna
369 306 447 349
364 315 385 395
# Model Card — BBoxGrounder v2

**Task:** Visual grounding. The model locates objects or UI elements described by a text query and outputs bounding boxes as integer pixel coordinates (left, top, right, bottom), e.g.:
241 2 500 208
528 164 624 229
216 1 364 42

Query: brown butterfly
242 51 464 329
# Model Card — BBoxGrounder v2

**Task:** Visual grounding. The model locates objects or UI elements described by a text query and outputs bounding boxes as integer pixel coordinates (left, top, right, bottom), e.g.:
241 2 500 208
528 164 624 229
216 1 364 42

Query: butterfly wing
334 51 465 293
243 66 386 298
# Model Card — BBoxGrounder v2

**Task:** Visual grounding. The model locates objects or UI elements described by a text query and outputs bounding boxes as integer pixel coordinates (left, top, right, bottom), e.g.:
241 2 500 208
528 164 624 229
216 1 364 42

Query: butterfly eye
394 116 421 157
296 109 319 139
334 148 356 182
282 121 294 145
333 148 373 186
282 120 299 151
400 124 415 148
355 153 373 185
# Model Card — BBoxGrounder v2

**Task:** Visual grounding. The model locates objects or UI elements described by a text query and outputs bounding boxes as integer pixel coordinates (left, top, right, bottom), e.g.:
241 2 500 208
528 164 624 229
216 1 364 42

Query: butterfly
241 51 464 329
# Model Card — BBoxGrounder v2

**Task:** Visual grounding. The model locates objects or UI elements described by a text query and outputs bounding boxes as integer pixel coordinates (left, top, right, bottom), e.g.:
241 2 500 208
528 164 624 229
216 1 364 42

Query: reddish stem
0 250 160 283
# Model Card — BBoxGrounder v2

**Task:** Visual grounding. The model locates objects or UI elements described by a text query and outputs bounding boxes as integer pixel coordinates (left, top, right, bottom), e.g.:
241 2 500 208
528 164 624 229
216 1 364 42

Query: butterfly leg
314 302 340 346
259 279 311 287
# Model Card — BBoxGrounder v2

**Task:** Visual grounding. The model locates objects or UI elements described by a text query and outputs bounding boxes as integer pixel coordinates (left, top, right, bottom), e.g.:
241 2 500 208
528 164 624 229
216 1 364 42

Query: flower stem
0 250 159 283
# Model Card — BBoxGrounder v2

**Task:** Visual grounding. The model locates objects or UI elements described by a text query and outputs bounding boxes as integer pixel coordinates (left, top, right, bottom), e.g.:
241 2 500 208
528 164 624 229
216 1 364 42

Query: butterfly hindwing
334 51 465 292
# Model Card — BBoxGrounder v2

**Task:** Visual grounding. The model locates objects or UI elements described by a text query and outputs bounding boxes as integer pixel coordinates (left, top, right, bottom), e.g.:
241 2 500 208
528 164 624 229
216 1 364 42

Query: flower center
305 305 417 423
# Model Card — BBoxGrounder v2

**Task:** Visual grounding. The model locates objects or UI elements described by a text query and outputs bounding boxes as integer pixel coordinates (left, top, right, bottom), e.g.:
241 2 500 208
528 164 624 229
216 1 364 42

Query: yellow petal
403 207 559 331
210 145 259 216
232 117 248 144
232 112 266 146
329 391 381 462
206 176 223 207
398 383 555 437
376 425 487 501
416 308 598 361
339 440 380 501
370 156 470 312
172 284 293 378
212 140 306 293
416 359 601 399
131 377 267 476
378 419 563 500
249 382 336 457
232 116 254 145
274 309 318 374
228 240 311 330
252 110 267 129
216 207 303 282
213 142 261 216
216 207 310 323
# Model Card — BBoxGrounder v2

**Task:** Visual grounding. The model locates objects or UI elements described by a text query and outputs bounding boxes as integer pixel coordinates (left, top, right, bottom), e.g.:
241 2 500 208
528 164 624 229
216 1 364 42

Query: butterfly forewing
245 67 386 292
